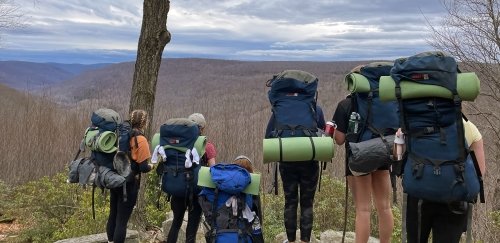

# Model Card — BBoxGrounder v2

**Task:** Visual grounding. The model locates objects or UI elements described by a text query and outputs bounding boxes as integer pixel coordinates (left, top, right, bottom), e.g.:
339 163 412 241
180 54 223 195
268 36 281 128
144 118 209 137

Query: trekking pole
341 176 348 243
465 203 473 243
401 193 407 243
273 163 278 195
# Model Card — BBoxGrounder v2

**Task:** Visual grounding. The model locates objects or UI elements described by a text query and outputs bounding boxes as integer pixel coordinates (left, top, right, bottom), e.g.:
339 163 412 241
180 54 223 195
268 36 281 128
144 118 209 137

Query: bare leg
350 174 373 243
371 170 394 243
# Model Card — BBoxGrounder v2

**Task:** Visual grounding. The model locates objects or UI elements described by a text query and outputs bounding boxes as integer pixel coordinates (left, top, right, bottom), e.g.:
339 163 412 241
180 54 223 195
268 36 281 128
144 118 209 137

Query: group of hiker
69 51 486 243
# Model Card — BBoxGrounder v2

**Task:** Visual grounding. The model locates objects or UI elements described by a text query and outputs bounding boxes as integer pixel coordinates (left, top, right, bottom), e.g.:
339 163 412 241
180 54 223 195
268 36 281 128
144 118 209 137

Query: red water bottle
324 121 336 137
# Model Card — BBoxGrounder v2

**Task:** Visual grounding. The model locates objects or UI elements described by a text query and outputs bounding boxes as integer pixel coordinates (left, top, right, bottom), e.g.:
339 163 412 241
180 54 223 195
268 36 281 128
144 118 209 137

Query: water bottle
394 130 405 160
348 112 360 134
324 121 337 138
252 216 262 235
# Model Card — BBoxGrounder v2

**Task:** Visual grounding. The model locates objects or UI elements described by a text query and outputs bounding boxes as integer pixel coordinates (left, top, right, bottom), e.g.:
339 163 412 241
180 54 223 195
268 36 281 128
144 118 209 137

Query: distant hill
0 61 110 90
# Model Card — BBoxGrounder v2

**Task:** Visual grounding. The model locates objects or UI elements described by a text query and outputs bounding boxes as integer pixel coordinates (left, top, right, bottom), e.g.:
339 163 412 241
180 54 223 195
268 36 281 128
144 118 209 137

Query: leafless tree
0 0 24 31
128 0 171 229
429 0 500 140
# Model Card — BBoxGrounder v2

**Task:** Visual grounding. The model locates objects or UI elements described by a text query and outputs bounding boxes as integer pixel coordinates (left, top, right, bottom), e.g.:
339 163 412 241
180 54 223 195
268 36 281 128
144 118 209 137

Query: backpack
69 108 126 189
198 164 264 243
67 108 129 218
267 69 319 138
389 51 480 203
156 118 206 199
345 62 399 175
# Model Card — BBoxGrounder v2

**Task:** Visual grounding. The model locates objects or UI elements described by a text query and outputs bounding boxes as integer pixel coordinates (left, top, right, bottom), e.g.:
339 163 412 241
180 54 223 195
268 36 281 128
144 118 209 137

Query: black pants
106 178 139 243
166 194 202 243
406 195 468 243
279 161 319 242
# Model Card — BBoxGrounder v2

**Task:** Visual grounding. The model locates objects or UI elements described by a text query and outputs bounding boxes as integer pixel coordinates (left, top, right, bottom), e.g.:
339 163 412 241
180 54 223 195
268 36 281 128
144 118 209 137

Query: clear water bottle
348 112 361 134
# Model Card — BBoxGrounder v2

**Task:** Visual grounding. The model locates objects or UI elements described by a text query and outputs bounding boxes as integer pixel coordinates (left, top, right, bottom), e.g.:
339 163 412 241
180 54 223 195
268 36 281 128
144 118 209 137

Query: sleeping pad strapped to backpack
198 164 264 243
390 51 480 203
345 62 400 175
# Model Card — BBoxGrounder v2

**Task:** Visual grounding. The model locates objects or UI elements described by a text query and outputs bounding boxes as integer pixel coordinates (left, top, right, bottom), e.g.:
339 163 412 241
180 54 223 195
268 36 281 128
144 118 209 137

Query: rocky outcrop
54 230 139 243
274 230 379 243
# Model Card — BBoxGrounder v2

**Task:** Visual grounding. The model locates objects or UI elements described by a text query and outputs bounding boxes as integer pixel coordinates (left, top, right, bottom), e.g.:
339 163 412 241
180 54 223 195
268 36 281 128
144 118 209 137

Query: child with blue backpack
198 155 264 243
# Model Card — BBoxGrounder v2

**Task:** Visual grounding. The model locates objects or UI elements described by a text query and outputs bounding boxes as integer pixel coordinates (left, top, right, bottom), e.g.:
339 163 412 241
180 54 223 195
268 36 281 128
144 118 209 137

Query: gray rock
319 230 379 243
54 230 139 243
274 230 318 243
161 211 207 243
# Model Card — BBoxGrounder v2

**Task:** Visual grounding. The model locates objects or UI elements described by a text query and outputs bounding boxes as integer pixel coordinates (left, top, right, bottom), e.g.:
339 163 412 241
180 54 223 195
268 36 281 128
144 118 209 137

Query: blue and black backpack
267 69 319 138
345 62 400 175
390 51 481 203
198 164 264 243
156 118 206 203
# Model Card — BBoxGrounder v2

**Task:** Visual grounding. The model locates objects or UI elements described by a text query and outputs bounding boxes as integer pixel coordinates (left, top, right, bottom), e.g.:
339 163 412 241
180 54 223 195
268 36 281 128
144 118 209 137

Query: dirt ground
0 220 21 241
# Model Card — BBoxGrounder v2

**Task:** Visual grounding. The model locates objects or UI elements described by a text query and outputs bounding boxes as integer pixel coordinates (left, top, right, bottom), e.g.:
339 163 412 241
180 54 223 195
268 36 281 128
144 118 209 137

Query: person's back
332 62 398 243
264 70 324 243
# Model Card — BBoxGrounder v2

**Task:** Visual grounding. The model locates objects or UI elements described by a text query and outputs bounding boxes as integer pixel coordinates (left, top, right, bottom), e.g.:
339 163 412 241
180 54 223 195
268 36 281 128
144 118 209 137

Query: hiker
106 109 153 243
265 105 325 243
264 70 325 243
198 155 264 243
162 117 206 243
188 113 217 166
403 118 486 243
332 63 399 243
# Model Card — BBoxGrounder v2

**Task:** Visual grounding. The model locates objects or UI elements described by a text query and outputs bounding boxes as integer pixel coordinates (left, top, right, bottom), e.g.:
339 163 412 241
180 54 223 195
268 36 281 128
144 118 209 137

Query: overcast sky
0 0 447 64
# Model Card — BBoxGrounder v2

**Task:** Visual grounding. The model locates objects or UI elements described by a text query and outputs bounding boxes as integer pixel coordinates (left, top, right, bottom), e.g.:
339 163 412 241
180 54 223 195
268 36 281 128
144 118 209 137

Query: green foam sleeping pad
345 73 371 93
197 166 261 195
263 137 335 163
84 129 117 153
379 73 480 101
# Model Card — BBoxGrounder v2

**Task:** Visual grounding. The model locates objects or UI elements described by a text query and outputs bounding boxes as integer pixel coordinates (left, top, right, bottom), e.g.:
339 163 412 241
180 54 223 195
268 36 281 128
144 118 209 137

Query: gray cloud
1 0 448 63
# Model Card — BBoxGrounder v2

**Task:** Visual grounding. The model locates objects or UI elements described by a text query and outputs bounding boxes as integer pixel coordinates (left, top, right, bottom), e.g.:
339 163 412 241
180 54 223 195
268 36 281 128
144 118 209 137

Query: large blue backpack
158 118 205 199
391 51 480 203
267 70 319 138
345 62 400 175
199 164 263 243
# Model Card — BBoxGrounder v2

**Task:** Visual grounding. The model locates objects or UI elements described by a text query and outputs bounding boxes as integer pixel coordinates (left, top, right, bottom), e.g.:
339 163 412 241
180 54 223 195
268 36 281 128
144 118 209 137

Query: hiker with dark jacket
402 118 486 243
106 109 153 243
166 113 216 243
265 105 325 243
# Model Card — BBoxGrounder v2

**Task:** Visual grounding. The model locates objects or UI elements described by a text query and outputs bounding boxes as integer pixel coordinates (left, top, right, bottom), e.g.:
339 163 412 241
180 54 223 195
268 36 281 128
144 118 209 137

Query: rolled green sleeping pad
197 166 261 195
345 73 371 93
151 133 207 156
151 133 160 150
84 129 117 153
379 73 480 101
263 137 335 163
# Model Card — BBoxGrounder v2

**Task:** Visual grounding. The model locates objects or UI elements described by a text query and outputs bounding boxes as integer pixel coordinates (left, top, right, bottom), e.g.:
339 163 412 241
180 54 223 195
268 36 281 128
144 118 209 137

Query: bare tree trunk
129 0 171 230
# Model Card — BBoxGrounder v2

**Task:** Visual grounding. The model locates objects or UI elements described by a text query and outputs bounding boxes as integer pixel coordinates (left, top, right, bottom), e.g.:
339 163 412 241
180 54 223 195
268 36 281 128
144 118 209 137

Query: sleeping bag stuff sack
198 164 264 243
390 51 480 203
157 118 205 198
344 62 399 176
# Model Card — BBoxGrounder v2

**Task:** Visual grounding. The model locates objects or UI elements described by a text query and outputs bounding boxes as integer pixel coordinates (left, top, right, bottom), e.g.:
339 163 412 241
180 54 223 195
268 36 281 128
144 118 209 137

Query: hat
188 113 206 128
233 155 252 165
